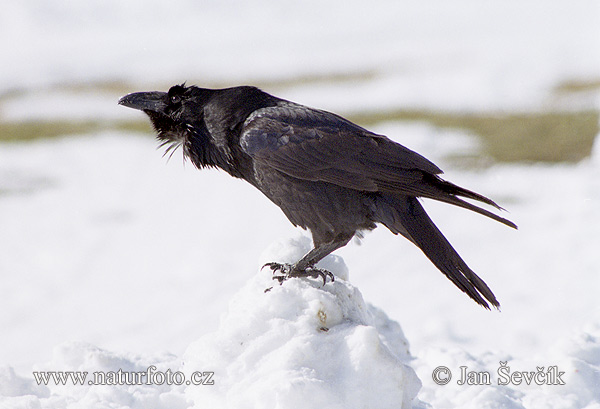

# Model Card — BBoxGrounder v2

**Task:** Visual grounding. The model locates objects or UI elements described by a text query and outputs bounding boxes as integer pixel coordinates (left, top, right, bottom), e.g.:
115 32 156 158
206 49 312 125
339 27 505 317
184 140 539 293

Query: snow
6 232 594 409
2 0 600 407
2 0 599 112
2 130 599 408
1 341 187 409
183 238 420 409
0 238 423 409
413 314 600 409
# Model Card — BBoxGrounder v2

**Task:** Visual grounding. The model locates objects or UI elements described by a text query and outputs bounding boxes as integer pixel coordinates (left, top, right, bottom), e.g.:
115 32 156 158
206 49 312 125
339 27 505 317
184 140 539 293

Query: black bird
119 84 516 309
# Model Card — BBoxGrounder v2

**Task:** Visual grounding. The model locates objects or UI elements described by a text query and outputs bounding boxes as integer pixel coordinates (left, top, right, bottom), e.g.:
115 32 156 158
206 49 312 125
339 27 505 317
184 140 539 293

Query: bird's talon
306 267 335 286
262 262 292 275
272 275 286 285
264 262 334 286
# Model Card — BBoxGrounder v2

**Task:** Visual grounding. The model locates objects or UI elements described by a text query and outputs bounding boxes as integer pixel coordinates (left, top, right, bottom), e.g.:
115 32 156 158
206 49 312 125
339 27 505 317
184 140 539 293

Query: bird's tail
375 195 500 309
419 174 517 230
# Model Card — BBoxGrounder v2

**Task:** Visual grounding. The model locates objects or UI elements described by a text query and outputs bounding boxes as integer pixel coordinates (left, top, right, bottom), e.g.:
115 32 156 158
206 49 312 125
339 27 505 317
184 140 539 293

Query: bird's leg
264 264 334 286
264 234 353 286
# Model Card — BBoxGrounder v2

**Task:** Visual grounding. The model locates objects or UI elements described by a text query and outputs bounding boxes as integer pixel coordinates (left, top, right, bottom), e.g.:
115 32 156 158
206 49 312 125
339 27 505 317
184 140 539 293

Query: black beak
118 91 167 113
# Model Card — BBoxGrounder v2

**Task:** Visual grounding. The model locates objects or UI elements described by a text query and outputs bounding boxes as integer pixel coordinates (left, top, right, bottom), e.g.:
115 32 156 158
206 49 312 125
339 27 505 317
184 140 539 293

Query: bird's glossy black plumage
119 84 516 309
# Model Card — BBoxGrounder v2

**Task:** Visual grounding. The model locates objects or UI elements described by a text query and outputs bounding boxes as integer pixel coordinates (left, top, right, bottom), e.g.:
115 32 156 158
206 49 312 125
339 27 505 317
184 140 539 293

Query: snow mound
0 341 186 409
182 237 422 409
414 309 600 409
0 237 421 409
2 237 600 408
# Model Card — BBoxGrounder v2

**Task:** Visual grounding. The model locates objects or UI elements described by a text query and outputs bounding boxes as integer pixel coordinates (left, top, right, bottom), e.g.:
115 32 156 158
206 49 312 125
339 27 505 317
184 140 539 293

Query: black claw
263 262 291 285
262 262 291 274
273 275 286 285
308 267 335 286
263 261 334 286
262 262 278 271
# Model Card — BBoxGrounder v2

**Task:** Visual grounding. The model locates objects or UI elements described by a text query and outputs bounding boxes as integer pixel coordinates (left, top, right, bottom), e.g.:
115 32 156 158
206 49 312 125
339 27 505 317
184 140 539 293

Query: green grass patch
2 110 596 164
1 76 597 164
554 78 600 94
1 110 597 163
0 119 152 142
349 110 599 163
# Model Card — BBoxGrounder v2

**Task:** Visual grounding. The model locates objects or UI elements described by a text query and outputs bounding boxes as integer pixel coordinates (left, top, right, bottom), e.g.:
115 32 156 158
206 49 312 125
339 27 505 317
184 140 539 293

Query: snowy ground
1 0 600 408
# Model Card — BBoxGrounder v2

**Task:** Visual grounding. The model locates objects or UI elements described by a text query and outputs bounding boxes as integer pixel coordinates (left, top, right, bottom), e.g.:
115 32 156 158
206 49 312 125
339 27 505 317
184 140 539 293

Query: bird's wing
240 104 443 196
240 104 517 229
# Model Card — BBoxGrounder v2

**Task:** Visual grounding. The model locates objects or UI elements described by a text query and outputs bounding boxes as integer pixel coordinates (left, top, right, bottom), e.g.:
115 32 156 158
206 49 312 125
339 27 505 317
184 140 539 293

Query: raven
119 84 516 309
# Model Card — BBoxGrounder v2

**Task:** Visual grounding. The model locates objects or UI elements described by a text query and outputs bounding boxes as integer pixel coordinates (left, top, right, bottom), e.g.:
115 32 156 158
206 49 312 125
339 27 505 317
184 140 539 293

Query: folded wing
241 104 516 229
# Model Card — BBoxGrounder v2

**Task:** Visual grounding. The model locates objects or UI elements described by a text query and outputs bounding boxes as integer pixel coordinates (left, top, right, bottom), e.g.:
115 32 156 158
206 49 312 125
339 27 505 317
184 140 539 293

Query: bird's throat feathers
145 111 227 173
184 124 235 172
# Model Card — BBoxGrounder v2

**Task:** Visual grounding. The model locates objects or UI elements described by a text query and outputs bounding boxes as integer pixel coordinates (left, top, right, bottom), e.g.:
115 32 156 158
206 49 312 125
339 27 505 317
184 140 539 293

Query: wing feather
241 104 440 192
240 104 516 230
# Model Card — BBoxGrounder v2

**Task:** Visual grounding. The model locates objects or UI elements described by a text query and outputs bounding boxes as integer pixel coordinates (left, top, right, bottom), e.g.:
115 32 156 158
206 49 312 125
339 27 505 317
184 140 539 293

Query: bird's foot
262 262 335 286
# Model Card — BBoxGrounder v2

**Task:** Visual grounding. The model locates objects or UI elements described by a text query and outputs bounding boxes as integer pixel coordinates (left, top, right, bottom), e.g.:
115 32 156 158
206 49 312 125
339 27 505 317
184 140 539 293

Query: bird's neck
183 126 229 171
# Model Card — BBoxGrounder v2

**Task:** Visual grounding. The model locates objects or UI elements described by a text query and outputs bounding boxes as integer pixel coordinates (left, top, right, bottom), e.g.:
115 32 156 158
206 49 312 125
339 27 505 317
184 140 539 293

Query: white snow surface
2 0 599 114
2 0 600 407
1 130 599 408
183 238 420 409
1 238 423 409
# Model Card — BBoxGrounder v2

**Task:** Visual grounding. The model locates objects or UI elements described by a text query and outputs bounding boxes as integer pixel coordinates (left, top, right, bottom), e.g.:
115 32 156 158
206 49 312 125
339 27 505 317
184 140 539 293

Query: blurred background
1 0 599 393
2 0 598 159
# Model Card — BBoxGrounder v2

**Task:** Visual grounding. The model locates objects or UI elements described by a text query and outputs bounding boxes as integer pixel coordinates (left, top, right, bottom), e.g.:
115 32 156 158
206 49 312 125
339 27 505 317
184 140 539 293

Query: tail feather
420 174 517 230
376 195 500 309
428 175 504 209
426 193 517 230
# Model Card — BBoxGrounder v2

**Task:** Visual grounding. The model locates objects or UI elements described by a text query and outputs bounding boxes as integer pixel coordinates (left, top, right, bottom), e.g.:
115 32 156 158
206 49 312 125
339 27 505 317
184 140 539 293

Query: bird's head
120 83 276 175
119 84 214 161
119 84 201 142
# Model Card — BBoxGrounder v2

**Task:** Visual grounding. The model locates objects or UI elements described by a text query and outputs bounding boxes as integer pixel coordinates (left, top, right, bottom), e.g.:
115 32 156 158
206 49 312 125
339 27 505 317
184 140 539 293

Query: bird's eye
170 95 181 104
